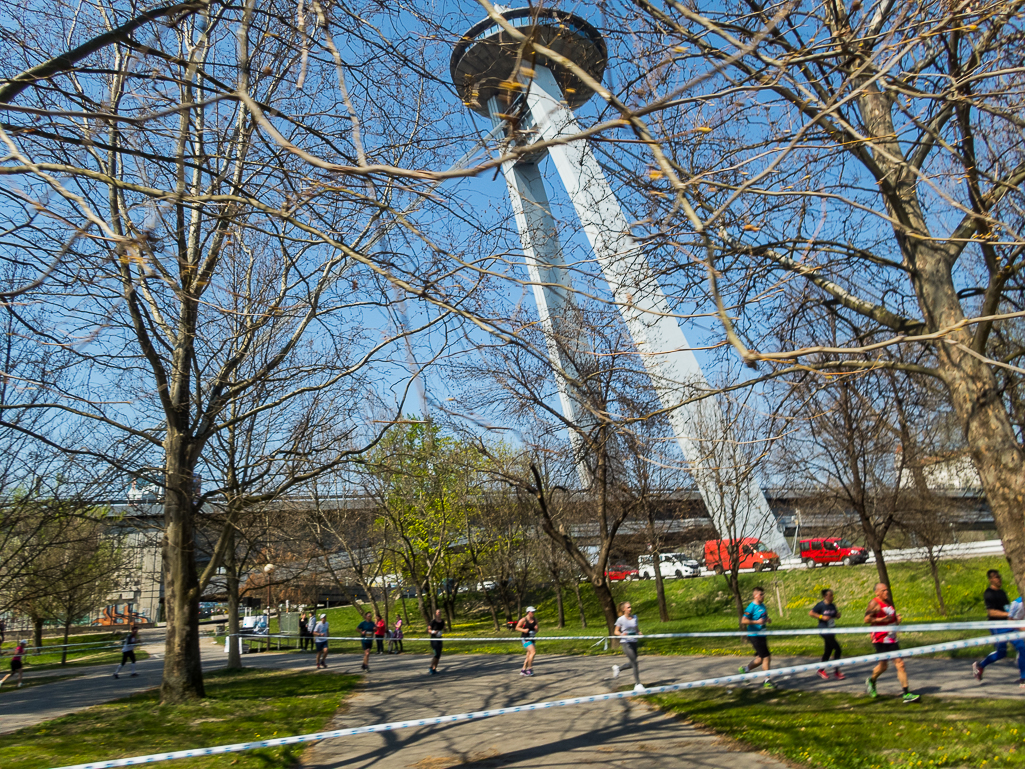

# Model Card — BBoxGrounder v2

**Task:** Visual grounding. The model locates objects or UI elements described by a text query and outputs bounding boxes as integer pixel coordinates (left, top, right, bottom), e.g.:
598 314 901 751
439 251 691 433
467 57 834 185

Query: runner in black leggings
810 589 845 680
611 601 645 692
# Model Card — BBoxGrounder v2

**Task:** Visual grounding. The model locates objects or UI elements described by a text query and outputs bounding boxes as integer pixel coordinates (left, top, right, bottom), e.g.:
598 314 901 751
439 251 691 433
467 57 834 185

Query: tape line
241 620 1025 643
51 630 1025 769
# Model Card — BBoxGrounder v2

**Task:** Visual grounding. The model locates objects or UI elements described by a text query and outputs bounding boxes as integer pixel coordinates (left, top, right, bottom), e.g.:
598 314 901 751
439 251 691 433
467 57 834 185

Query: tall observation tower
452 7 790 555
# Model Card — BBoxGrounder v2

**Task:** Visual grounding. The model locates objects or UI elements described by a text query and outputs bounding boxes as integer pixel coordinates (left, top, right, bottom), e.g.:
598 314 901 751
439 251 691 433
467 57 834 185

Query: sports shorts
522 639 535 648
872 641 900 653
748 635 770 659
315 640 328 651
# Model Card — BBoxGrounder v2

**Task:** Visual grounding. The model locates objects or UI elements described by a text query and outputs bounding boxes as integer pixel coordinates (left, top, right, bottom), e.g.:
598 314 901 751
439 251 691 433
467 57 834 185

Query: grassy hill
284 554 1017 660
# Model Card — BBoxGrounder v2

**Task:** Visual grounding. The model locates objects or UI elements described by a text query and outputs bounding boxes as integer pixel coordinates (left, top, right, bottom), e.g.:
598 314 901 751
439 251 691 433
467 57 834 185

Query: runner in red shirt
0 640 27 689
864 582 919 703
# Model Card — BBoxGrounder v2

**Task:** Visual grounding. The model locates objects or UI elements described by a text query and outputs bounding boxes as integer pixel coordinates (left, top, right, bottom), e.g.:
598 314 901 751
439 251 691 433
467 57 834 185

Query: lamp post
263 563 275 614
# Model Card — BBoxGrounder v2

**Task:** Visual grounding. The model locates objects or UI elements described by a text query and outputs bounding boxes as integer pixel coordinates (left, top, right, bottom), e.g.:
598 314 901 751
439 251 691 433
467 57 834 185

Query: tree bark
32 616 44 653
60 617 71 666
160 438 204 702
571 578 587 628
645 507 670 622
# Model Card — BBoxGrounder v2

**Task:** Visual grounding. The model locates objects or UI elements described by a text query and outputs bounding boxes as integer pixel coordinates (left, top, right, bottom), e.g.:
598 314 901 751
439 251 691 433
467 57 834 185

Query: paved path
300 652 787 769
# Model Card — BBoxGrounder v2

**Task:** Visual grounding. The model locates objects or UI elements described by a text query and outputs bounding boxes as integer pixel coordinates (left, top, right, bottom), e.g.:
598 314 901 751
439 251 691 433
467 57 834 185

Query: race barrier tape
237 619 1025 643
52 629 1025 769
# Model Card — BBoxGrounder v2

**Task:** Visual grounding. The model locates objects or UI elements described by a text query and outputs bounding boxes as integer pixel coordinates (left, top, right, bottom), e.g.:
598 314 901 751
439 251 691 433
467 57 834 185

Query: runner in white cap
514 607 538 676
313 613 330 669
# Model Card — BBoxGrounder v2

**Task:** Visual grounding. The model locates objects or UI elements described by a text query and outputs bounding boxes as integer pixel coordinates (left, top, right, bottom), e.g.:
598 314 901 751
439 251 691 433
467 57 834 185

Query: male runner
811 588 845 680
864 582 919 703
428 609 445 675
972 569 1025 686
113 625 140 679
313 613 330 669
738 586 775 689
0 639 26 689
358 611 375 672
514 606 538 676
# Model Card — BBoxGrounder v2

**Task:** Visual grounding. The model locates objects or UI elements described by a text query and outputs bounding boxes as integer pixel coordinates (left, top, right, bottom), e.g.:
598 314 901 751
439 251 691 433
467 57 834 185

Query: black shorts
748 635 770 658
430 640 443 657
361 639 373 651
873 642 900 653
121 650 136 665
10 659 22 672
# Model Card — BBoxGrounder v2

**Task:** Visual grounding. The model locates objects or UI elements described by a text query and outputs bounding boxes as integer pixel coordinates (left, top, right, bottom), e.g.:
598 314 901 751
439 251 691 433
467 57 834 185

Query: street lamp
263 563 275 614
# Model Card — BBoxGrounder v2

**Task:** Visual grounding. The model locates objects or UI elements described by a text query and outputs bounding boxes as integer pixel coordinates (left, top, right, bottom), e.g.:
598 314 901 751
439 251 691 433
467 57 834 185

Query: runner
428 609 445 675
972 569 1025 686
313 613 330 669
374 613 387 654
390 616 404 654
810 588 845 680
112 625 140 679
514 606 538 676
864 582 919 703
611 601 645 692
358 611 375 671
738 586 775 689
0 639 26 689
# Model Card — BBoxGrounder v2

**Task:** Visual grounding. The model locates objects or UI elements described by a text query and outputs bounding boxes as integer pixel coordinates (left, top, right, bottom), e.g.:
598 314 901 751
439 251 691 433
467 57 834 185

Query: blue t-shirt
744 602 768 636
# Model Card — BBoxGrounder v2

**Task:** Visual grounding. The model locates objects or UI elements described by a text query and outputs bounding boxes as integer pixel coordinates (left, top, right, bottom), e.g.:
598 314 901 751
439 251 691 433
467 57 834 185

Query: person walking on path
865 582 919 703
358 612 375 672
374 614 387 654
389 617 404 654
811 589 845 680
972 569 1025 687
299 612 312 652
738 586 775 689
313 613 330 669
112 625 140 679
0 640 26 689
428 609 445 675
515 607 539 676
611 601 645 692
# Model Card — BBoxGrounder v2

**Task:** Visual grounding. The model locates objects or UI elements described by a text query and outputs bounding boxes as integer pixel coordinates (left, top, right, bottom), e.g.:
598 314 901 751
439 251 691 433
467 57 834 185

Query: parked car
798 537 868 567
476 580 498 592
638 553 700 580
704 538 780 574
605 564 639 582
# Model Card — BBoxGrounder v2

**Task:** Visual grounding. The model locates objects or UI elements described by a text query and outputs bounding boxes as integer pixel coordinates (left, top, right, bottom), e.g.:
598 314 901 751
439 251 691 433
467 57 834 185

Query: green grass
269 555 1018 660
650 687 1025 768
0 667 360 769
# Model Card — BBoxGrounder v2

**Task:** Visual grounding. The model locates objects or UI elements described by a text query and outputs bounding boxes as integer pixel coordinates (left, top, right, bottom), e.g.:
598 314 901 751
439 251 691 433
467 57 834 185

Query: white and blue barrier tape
237 619 1025 644
52 629 1025 769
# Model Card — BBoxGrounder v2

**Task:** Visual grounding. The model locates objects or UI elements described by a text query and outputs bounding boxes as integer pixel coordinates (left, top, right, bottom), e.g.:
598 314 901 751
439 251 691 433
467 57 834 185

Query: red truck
798 537 868 567
704 538 780 574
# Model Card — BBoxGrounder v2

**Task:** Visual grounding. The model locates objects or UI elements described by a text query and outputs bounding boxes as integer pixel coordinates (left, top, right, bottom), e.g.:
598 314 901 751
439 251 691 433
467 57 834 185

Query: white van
638 553 700 580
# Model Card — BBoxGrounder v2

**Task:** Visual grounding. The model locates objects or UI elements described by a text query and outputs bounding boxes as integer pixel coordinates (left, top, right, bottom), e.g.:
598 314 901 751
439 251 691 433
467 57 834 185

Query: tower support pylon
454 8 790 555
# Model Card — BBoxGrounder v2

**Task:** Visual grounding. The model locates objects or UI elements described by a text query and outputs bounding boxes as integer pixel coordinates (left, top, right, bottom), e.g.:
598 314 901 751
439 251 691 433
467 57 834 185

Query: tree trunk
726 568 744 619
225 527 242 670
551 569 565 628
591 576 619 632
160 443 205 702
927 549 947 615
32 616 44 653
571 578 587 628
60 618 71 666
480 584 502 631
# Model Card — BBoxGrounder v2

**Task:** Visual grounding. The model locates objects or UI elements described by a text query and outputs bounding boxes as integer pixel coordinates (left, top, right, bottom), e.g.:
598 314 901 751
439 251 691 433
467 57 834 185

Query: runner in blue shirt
738 586 774 689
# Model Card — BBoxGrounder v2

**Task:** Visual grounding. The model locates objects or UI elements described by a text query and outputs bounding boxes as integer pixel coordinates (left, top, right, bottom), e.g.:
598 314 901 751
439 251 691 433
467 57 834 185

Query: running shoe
633 683 646 692
611 664 620 679
834 670 846 680
762 680 776 690
865 677 877 698
428 668 437 676
526 669 533 676
129 673 138 678
817 669 829 680
112 674 119 679
972 661 983 682
1019 680 1025 689
902 692 921 704
738 665 748 675
520 669 529 677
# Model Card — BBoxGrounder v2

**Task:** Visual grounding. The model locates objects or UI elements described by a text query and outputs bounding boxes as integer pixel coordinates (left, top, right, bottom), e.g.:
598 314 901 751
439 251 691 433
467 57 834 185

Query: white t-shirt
314 621 329 639
615 614 639 643
1009 597 1024 621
